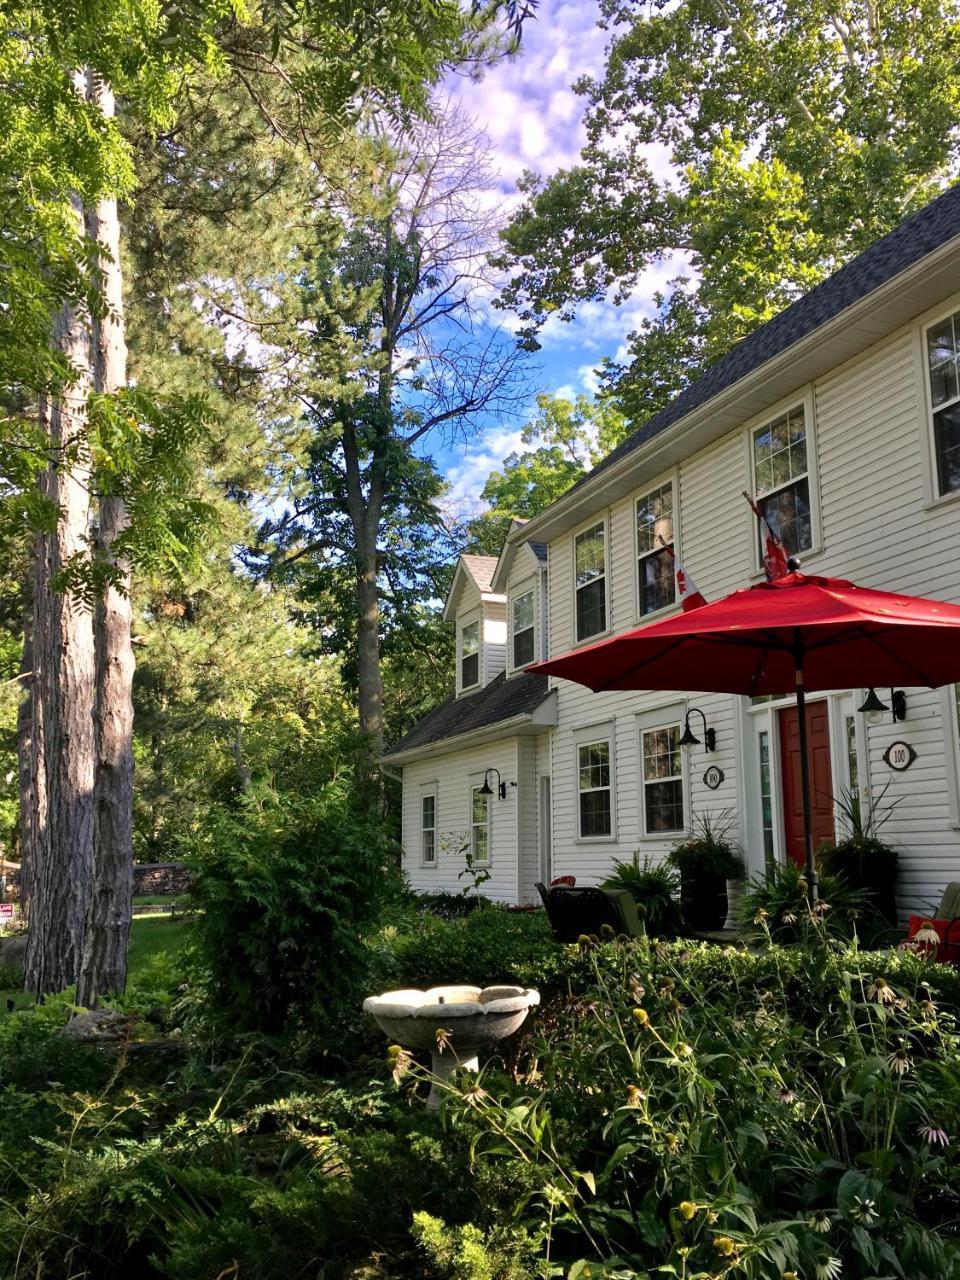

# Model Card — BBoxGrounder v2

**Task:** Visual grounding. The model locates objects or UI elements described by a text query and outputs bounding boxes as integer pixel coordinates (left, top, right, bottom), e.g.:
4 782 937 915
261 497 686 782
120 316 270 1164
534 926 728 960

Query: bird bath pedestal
363 984 540 1107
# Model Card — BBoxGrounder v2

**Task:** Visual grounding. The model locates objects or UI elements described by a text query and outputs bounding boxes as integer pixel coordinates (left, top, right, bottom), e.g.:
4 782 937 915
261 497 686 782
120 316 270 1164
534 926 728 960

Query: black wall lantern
679 706 716 753
479 768 514 800
858 687 907 723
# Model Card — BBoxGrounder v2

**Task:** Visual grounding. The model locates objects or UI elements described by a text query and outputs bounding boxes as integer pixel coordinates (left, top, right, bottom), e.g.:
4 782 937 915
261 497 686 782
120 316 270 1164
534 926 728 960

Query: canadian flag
742 491 789 582
657 537 707 611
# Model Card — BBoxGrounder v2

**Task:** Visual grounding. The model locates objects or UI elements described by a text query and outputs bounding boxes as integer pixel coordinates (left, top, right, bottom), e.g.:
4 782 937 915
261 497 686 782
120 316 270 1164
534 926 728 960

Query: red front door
778 702 834 866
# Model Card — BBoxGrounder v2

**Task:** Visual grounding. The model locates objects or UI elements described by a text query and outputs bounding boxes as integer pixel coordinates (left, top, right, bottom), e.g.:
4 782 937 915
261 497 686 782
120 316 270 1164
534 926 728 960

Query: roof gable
442 554 504 623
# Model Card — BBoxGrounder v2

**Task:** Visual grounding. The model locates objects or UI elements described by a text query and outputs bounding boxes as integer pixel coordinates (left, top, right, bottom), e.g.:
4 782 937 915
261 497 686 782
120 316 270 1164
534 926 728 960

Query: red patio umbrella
530 572 960 896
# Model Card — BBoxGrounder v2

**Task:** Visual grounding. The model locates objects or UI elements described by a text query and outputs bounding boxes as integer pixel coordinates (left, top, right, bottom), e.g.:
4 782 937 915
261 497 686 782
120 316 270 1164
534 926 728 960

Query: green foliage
188 781 398 1037
495 0 960 422
431 936 960 1278
372 902 561 992
602 854 682 937
740 859 874 944
468 392 627 554
667 810 746 880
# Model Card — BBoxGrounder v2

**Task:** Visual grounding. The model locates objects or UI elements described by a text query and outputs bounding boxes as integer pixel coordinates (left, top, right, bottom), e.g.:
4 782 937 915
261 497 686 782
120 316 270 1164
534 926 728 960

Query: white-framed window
636 480 675 617
577 737 613 838
511 587 535 668
420 791 437 866
758 728 775 869
460 618 480 691
574 520 607 641
470 784 490 865
750 404 812 559
924 308 960 495
641 722 685 834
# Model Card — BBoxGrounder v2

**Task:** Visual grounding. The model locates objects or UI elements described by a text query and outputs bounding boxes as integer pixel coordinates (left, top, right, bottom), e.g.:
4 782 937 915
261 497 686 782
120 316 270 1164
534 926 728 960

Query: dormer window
460 619 480 690
512 589 535 668
575 521 607 641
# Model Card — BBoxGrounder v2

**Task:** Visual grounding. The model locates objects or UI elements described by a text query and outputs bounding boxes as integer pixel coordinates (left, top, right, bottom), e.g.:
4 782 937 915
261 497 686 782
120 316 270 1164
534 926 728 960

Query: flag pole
793 643 819 905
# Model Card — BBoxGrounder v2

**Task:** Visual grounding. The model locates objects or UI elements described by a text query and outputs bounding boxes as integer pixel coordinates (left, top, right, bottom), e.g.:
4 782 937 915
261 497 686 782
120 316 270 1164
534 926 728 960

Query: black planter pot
680 868 729 932
821 842 899 926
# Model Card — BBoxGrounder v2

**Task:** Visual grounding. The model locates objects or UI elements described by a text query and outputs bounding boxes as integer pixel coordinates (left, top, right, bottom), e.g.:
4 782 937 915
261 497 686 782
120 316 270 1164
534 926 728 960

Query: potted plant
601 853 682 937
818 785 900 927
667 811 745 932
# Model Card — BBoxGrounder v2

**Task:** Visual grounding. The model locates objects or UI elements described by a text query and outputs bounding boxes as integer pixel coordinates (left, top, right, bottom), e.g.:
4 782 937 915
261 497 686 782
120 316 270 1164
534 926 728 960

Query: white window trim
632 467 681 624
419 785 438 868
507 575 538 675
457 610 482 695
468 779 492 866
637 703 689 840
571 513 611 647
573 720 617 843
915 295 960 508
742 385 822 578
941 683 960 829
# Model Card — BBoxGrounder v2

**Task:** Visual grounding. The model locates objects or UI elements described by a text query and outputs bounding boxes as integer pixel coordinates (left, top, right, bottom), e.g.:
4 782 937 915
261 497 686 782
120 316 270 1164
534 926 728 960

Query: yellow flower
713 1235 737 1257
632 1007 650 1026
625 1084 645 1108
678 1200 698 1220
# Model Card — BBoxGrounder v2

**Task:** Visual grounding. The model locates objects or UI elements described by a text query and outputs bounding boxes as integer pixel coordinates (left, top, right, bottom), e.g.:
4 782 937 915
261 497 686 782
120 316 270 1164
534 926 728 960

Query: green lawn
0 914 192 1016
132 894 182 907
127 914 193 980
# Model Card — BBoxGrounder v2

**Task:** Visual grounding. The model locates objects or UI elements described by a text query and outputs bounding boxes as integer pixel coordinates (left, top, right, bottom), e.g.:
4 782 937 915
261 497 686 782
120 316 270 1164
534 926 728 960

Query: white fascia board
521 232 960 543
381 690 557 768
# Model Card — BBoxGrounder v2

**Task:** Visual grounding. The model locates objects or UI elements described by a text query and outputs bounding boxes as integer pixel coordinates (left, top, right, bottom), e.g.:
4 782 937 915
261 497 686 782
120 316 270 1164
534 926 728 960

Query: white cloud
441 425 530 519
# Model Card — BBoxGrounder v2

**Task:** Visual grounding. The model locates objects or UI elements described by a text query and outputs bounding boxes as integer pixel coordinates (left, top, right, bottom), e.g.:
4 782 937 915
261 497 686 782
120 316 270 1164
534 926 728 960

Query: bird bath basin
363 984 540 1107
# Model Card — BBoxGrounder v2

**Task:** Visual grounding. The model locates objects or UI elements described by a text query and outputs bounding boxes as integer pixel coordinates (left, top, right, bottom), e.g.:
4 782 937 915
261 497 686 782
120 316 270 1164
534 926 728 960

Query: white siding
517 737 539 903
401 740 520 903
483 599 507 684
544 319 960 911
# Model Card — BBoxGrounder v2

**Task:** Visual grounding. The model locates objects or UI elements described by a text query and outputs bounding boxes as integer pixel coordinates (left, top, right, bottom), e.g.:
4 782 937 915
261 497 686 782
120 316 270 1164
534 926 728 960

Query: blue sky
433 1 683 521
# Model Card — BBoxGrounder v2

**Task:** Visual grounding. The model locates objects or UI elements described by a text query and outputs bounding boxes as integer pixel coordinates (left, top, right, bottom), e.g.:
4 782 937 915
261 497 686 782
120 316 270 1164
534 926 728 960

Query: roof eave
381 689 558 767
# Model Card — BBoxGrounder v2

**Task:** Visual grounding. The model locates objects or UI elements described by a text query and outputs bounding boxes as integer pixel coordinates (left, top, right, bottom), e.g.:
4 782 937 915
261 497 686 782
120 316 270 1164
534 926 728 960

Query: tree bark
78 72 134 1007
24 147 97 995
16 617 38 924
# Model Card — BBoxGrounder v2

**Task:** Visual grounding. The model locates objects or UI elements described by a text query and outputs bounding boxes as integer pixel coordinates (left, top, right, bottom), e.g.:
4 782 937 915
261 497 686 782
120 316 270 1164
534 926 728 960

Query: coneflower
887 1044 912 1076
919 1124 949 1147
815 1257 842 1280
807 1210 831 1233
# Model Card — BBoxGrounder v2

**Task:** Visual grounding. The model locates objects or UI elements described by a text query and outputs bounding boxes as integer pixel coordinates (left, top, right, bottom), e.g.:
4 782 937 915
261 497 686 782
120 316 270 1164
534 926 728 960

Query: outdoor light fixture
679 707 716 753
479 768 514 800
858 688 907 723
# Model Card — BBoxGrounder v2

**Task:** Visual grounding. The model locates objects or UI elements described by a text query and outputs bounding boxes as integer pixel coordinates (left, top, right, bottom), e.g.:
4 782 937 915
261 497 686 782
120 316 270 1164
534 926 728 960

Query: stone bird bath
363 984 540 1107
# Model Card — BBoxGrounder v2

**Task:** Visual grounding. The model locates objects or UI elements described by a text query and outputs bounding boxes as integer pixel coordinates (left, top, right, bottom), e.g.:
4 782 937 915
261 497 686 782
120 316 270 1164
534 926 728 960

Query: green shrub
430 935 960 1279
739 858 873 943
187 780 398 1038
602 854 682 936
372 904 561 992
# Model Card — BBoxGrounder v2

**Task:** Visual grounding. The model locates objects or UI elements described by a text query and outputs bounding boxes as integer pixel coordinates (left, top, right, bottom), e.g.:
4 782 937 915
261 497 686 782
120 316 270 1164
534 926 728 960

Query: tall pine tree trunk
356 543 384 763
24 156 97 995
16 617 38 924
78 72 134 1006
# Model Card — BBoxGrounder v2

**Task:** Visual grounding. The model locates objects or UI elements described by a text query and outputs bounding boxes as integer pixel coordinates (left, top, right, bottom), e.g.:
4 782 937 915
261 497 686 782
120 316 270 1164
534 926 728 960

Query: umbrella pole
794 659 819 905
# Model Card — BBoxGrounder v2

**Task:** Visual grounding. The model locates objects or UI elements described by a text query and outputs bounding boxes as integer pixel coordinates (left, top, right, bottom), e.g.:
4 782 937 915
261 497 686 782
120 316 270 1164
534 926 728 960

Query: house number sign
883 741 917 772
702 765 725 790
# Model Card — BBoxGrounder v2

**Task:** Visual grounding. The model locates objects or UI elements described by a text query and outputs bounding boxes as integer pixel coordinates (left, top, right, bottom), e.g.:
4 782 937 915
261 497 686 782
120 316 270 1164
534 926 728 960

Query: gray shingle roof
461 555 499 593
577 180 960 491
383 671 550 758
529 541 548 562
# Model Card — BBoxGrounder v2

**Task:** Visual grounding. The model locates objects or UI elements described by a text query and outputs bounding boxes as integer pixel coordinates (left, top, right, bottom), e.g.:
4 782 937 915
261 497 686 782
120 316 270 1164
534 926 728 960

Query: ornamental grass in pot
819 785 900 928
667 811 745 932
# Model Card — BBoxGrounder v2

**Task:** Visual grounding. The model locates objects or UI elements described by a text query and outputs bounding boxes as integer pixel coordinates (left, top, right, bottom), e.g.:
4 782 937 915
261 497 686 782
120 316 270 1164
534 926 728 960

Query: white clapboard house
382 185 960 916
